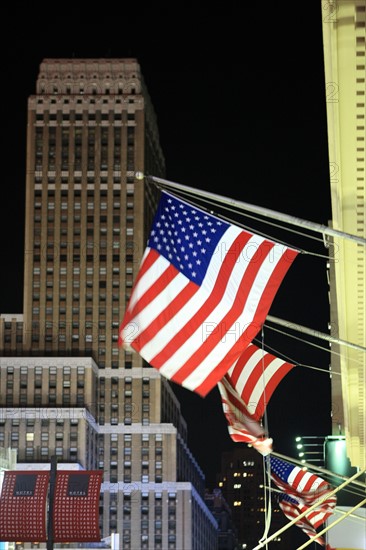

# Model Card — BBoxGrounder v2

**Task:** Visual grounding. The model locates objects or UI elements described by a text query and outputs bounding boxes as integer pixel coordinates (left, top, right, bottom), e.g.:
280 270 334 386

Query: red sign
53 470 103 542
0 471 50 542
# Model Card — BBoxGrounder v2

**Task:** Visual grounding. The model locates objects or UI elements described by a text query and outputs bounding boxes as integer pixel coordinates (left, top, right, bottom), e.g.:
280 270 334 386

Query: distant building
205 488 239 550
0 58 218 550
217 447 296 548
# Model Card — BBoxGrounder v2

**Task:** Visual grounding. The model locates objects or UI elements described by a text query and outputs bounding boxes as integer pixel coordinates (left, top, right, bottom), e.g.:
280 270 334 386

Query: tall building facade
0 59 218 550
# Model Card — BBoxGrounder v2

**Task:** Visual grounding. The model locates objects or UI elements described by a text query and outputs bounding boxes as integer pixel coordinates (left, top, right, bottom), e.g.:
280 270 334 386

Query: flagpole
251 468 366 550
296 498 366 550
145 174 366 246
265 315 366 353
47 455 57 550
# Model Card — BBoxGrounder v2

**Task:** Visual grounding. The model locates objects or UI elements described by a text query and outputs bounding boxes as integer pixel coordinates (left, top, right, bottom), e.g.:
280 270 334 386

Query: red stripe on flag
132 279 199 352
254 362 294 419
222 343 294 420
239 353 273 407
230 344 259 385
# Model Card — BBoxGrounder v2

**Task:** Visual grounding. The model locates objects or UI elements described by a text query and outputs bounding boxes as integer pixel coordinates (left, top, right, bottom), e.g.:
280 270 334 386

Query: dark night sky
1 2 333 494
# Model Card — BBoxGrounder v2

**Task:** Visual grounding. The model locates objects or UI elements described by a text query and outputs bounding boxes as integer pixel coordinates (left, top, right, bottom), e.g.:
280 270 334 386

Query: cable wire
152 183 334 258
263 324 365 364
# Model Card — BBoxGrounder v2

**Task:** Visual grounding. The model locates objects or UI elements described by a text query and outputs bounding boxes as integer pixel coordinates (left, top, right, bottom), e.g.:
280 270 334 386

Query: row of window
35 214 128 223
32 283 124 293
36 97 136 104
33 266 122 274
26 320 120 329
35 201 123 209
34 175 129 183
34 292 121 300
35 112 135 121
32 307 121 316
3 431 78 442
5 365 85 375
35 164 129 173
34 189 131 197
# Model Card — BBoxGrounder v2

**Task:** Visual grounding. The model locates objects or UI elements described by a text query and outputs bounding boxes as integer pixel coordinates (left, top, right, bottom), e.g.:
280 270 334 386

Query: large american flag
269 456 337 546
119 191 299 396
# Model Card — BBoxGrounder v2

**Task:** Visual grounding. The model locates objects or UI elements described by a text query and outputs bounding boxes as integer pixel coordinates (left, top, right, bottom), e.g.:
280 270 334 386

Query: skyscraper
0 59 218 550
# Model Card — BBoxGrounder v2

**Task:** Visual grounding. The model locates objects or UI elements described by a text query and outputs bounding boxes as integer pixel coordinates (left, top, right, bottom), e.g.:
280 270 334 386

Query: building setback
0 58 218 550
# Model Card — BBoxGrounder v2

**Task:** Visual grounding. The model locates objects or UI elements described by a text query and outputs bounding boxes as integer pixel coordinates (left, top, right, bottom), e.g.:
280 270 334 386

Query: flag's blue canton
148 193 229 285
269 456 294 483
280 492 299 505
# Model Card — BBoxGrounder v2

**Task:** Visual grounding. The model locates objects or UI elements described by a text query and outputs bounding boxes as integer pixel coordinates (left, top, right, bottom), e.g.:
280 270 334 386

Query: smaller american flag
217 344 294 454
269 456 337 546
217 375 273 455
223 343 295 421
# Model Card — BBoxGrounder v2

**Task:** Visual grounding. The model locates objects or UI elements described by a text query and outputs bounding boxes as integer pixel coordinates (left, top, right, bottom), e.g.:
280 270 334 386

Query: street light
294 436 326 465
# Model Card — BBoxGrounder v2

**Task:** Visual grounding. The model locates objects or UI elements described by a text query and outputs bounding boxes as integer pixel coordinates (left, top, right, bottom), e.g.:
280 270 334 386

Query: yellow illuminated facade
322 0 365 471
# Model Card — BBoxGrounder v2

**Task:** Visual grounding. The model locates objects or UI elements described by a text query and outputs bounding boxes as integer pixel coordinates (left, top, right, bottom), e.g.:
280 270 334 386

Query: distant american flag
119 191 298 396
269 456 337 546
